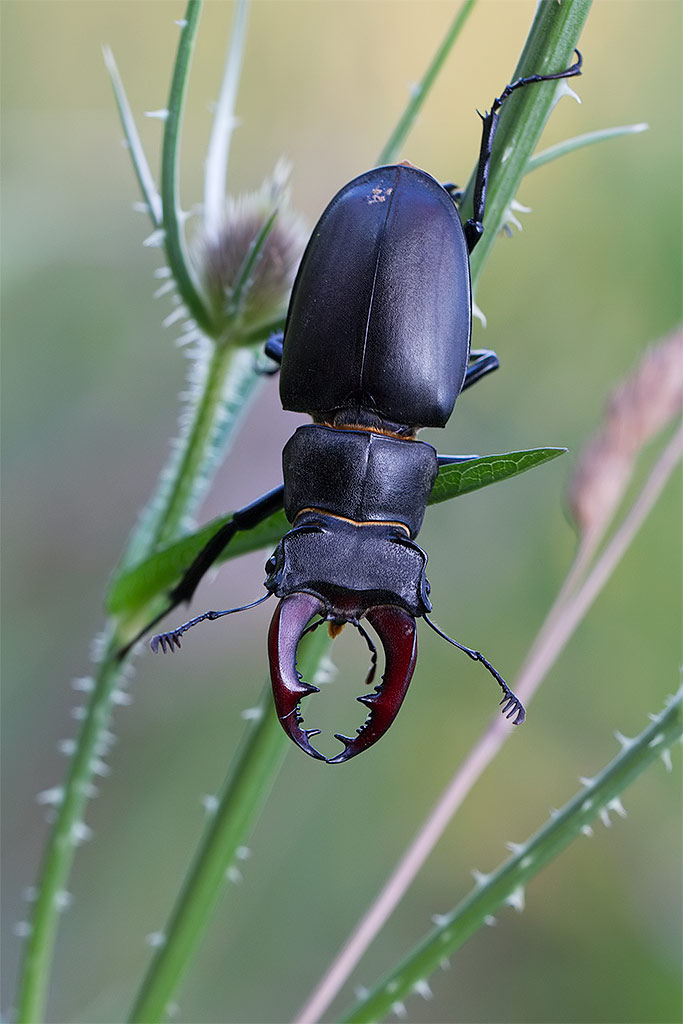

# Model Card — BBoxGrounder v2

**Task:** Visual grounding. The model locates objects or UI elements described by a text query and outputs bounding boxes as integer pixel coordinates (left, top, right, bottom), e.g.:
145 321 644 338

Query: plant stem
14 4 268 1014
16 628 121 1023
376 0 477 166
160 0 212 333
128 628 331 1023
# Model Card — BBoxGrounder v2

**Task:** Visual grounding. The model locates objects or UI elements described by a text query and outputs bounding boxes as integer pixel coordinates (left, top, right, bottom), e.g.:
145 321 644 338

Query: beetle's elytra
150 52 583 763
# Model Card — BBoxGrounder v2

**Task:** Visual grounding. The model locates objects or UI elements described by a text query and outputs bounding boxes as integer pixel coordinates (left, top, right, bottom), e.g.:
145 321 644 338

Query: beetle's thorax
281 424 438 538
264 511 432 622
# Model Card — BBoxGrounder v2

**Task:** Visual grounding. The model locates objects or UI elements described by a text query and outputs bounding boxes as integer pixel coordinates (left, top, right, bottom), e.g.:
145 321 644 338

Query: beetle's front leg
118 485 285 660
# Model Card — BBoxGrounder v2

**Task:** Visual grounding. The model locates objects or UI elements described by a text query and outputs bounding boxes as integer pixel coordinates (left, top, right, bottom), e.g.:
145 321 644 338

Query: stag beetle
149 52 583 763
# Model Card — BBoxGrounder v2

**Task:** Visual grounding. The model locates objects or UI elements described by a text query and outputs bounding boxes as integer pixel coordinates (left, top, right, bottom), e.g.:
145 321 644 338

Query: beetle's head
264 511 431 762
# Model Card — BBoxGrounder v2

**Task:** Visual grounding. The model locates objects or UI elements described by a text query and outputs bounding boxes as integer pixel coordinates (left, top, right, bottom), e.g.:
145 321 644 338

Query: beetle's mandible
148 52 583 763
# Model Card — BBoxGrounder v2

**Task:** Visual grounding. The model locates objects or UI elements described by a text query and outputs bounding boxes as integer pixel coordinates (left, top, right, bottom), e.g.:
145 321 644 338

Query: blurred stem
16 629 119 1024
13 2 264 1018
203 0 249 234
376 0 477 166
342 689 682 1023
128 629 331 1023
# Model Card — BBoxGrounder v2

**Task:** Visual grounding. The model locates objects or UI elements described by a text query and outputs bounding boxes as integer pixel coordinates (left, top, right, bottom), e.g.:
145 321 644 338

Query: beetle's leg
117 485 285 660
253 331 284 375
442 182 462 203
150 592 272 653
424 615 526 725
169 485 285 608
464 50 583 253
461 348 499 392
261 330 284 374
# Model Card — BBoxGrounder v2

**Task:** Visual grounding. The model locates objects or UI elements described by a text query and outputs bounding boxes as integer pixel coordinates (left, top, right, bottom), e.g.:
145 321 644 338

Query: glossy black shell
279 163 471 429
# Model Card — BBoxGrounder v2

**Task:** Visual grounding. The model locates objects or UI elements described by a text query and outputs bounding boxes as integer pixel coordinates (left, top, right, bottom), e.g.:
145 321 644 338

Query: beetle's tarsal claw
150 631 182 654
326 606 418 764
268 593 327 761
500 693 526 725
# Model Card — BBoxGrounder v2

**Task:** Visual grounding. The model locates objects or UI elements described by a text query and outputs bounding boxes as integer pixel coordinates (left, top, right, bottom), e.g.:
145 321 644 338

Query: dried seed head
195 161 308 338
568 329 683 538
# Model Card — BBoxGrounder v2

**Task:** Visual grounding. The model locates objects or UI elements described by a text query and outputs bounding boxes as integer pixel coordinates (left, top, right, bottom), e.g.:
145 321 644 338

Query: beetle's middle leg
462 349 499 392
256 330 284 375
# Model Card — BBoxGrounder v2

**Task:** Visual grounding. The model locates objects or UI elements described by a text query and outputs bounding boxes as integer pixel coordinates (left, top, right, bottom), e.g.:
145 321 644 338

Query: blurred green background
2 2 681 1022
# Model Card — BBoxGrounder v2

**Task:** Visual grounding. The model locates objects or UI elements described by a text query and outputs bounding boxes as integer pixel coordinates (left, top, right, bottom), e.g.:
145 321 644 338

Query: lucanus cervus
149 51 583 763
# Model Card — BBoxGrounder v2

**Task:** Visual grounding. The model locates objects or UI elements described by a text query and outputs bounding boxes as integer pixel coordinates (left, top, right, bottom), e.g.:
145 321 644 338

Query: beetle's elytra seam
294 508 411 536
357 166 402 394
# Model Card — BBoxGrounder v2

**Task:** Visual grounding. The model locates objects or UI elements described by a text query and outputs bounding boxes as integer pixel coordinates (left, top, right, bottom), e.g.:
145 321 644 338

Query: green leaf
429 446 567 504
376 0 477 166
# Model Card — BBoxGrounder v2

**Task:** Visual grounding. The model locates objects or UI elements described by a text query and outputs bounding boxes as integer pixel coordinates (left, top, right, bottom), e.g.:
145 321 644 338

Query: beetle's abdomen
280 164 471 429
282 424 438 537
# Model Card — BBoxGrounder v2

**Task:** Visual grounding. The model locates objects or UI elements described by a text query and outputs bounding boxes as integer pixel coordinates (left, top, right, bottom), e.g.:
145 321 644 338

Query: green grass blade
102 45 163 227
341 690 682 1024
376 0 477 166
527 122 649 174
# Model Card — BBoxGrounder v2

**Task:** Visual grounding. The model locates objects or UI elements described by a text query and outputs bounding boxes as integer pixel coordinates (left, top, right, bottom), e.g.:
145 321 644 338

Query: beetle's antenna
150 591 272 653
423 615 526 725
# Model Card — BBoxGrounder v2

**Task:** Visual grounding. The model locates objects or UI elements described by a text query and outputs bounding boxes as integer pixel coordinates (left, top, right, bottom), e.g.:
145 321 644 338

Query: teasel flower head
196 160 308 342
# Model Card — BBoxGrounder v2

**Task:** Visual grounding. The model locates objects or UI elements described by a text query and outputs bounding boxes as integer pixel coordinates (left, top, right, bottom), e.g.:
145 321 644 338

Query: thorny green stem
160 0 212 333
341 689 682 1023
16 630 120 1024
14 2 262 1018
